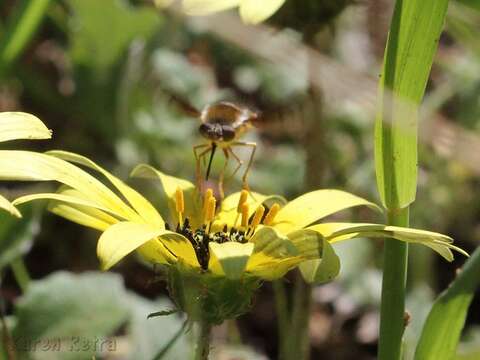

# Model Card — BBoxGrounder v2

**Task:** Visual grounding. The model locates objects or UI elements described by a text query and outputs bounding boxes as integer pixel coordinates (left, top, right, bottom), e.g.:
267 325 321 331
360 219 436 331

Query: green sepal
167 261 260 325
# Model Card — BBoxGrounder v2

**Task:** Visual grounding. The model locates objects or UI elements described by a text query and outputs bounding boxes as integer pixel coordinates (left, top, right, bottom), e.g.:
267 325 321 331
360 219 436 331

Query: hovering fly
171 97 259 196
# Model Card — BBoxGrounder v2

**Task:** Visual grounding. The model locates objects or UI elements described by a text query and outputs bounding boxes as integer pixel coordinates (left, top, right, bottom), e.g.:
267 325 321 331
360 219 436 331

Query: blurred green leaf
9 271 189 359
415 248 480 360
12 271 130 360
374 0 449 208
69 0 159 70
0 205 39 271
67 0 161 139
126 294 189 360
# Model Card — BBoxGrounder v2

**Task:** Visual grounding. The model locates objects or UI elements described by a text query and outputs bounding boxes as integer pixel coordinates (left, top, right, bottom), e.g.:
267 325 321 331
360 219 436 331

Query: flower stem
273 280 289 359
290 275 312 360
378 207 409 360
194 319 212 360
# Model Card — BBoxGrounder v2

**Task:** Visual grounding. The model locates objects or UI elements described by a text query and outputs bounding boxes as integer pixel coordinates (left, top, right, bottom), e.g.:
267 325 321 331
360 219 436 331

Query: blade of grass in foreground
415 248 480 360
0 0 52 77
375 0 449 359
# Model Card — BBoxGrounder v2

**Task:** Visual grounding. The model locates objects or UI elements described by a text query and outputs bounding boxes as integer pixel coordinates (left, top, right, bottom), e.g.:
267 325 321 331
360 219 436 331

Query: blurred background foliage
0 0 479 359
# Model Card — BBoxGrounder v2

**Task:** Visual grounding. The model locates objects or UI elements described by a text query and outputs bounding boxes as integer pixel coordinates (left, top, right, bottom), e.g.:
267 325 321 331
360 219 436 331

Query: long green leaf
415 248 480 359
0 0 52 77
375 0 449 209
375 1 449 359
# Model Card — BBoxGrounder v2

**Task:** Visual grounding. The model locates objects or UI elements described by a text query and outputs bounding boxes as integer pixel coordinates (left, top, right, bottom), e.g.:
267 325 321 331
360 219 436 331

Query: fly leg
223 147 243 184
231 141 257 192
193 143 212 191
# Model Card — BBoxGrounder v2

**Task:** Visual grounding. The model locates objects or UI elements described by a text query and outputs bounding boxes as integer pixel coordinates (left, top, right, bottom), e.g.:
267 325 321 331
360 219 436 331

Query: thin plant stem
290 274 312 360
10 258 31 293
378 207 409 360
194 319 212 360
272 280 289 360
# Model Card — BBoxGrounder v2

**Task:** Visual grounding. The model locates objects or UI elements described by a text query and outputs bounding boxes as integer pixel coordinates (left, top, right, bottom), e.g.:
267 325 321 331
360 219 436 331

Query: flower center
171 188 280 270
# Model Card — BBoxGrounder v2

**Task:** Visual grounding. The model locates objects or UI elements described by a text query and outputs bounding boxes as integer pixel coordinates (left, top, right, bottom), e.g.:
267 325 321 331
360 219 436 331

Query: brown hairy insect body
190 102 258 197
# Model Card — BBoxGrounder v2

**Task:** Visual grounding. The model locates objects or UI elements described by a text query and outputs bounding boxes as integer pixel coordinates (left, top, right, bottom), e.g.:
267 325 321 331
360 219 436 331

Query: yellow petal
0 112 51 142
137 239 175 265
14 192 116 215
49 187 121 230
0 151 137 221
246 226 301 279
157 231 200 268
97 222 172 270
239 0 285 24
183 0 240 15
13 189 121 231
131 164 202 227
208 242 253 279
299 237 340 284
47 151 164 227
273 190 381 233
287 229 324 259
248 257 301 280
308 222 468 261
0 193 21 217
49 202 115 231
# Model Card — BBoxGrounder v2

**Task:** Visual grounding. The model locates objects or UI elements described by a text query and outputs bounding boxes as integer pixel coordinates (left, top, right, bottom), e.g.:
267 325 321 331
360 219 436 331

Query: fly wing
167 93 201 118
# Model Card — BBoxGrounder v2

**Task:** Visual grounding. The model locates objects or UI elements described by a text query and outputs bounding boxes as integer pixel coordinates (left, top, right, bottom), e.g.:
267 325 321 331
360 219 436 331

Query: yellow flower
0 112 52 217
1 148 467 322
5 151 466 283
161 0 286 24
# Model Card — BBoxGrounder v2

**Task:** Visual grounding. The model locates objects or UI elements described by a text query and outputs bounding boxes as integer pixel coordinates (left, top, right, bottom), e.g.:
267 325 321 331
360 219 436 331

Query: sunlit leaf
415 248 480 360
374 0 449 208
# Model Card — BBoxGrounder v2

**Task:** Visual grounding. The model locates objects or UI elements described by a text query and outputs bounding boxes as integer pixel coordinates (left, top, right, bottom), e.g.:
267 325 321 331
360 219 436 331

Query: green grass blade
414 248 480 360
375 0 449 209
376 1 449 359
0 0 52 77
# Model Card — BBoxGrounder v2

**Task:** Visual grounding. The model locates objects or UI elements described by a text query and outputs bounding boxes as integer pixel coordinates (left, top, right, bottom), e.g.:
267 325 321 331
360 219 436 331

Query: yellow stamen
206 197 216 223
264 203 280 225
237 190 249 213
234 190 249 227
205 197 216 233
250 205 265 229
203 188 213 220
175 187 184 225
241 203 249 228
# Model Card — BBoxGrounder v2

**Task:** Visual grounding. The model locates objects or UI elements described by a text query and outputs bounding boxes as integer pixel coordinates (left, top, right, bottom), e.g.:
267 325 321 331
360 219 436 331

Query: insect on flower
170 96 259 197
